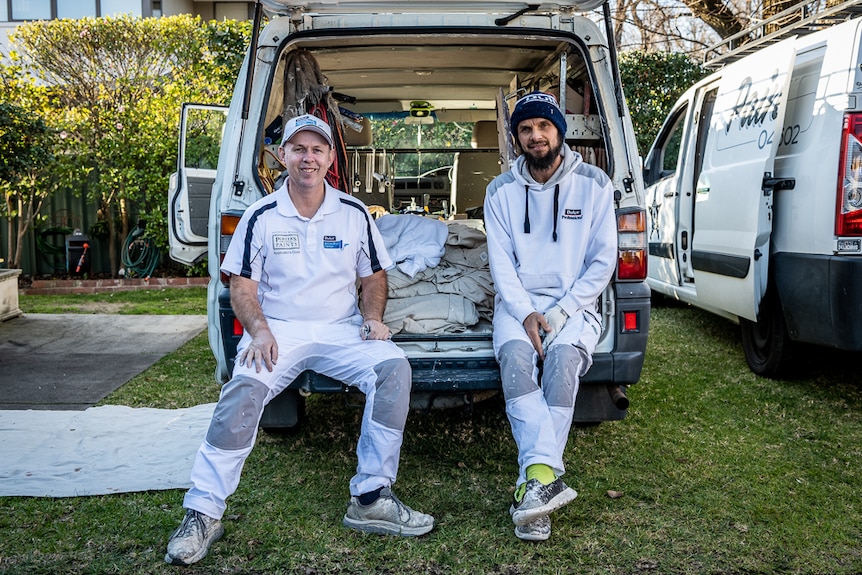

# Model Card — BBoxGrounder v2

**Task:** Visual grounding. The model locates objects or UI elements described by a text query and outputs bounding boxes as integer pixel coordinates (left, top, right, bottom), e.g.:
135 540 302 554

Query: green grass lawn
2 290 861 574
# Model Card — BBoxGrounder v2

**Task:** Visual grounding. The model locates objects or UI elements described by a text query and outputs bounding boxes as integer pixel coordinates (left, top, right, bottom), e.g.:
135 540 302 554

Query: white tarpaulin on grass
0 403 215 497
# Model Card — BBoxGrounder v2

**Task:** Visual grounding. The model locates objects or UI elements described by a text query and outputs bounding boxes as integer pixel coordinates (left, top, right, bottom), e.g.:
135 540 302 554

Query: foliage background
0 15 251 276
619 50 708 154
0 15 702 276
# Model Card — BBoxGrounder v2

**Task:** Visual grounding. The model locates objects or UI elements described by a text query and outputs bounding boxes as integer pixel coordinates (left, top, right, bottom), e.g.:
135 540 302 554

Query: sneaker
343 487 435 536
514 514 551 542
164 509 224 566
509 478 577 527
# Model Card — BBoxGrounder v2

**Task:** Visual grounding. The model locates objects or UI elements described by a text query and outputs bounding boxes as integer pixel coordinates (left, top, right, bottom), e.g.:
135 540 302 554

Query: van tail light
617 209 647 280
219 212 242 286
836 113 862 236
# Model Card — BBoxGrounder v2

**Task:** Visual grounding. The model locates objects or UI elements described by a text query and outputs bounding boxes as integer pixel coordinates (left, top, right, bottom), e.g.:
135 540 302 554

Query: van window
661 107 687 175
692 88 717 188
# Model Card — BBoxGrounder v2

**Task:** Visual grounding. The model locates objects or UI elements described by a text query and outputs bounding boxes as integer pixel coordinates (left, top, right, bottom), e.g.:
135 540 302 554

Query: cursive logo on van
725 72 783 135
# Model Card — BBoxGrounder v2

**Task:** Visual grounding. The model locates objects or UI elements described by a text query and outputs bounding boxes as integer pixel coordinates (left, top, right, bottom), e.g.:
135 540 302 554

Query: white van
168 0 650 428
644 6 862 376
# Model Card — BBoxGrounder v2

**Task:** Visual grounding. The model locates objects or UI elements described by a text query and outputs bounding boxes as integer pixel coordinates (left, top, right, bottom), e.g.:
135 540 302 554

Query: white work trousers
493 307 599 487
183 319 408 520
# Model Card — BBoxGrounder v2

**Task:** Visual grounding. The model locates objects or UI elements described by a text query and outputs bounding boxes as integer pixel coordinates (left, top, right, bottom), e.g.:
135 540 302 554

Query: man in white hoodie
484 92 617 542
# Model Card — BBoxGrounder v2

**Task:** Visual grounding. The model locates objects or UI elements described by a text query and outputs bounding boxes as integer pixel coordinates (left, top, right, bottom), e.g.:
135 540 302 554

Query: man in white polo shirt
165 114 434 567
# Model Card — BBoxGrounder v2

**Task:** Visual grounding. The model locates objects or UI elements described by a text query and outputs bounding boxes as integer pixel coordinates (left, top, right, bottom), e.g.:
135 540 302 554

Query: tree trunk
764 0 803 33
104 199 118 277
13 193 28 270
5 192 14 267
683 0 748 39
119 196 129 253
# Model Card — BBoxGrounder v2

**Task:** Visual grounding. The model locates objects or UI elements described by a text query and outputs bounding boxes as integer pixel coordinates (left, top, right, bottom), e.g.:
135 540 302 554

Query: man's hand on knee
237 329 278 372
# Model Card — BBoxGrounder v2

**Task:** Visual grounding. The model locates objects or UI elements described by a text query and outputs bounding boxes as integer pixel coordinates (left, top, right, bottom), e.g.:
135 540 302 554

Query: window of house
57 0 96 18
6 0 142 20
11 0 51 20
101 0 140 16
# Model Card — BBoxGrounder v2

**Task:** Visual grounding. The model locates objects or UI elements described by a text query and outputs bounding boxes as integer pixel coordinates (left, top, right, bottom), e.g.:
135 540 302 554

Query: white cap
281 114 334 147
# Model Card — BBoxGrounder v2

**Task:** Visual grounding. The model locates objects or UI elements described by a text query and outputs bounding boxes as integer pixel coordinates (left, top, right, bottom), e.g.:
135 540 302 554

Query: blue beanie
510 91 568 139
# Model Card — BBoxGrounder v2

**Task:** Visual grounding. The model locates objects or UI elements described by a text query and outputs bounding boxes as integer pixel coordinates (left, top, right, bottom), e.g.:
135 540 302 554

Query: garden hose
121 225 160 279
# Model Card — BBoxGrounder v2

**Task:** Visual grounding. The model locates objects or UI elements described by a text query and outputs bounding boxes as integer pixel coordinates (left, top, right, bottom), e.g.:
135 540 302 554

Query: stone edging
21 277 210 295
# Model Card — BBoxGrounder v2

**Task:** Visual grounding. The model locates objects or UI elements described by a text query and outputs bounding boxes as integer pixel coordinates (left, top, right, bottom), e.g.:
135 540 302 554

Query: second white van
644 4 862 376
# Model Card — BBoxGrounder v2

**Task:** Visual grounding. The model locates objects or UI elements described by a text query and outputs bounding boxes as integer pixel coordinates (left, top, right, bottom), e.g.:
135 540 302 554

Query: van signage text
725 74 783 135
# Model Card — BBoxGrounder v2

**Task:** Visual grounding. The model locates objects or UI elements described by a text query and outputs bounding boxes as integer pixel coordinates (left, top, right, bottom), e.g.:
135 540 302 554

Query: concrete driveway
0 313 207 410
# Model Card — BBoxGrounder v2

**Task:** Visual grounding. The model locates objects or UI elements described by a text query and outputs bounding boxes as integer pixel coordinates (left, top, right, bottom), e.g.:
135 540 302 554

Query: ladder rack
703 0 862 68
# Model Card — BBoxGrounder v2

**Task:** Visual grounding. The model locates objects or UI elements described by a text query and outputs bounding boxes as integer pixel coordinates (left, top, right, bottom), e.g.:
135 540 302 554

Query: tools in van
281 49 350 193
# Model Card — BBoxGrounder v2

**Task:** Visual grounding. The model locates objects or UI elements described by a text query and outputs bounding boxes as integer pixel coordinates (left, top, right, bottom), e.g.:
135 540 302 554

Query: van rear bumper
774 251 862 349
219 282 650 422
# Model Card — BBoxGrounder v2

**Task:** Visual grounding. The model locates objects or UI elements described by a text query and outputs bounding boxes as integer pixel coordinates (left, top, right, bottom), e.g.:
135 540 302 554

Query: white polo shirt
220 181 393 324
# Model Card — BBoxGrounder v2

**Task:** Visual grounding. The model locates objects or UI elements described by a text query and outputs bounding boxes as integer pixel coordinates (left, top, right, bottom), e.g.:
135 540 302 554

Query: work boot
509 478 577 526
514 514 551 541
343 487 435 536
165 508 224 566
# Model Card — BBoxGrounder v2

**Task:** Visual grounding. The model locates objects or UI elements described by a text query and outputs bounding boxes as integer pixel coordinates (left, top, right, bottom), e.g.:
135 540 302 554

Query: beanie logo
511 91 567 138
519 92 559 107
563 208 582 220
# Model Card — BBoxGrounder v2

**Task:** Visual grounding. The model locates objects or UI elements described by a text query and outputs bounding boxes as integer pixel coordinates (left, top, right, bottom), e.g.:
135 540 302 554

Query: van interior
256 32 608 219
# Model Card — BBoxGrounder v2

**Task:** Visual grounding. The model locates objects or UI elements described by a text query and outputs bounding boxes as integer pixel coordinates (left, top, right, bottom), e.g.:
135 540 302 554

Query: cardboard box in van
644 7 862 376
168 0 649 428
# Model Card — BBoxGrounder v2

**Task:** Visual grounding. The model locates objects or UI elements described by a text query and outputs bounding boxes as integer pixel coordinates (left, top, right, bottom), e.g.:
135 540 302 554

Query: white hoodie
484 145 617 327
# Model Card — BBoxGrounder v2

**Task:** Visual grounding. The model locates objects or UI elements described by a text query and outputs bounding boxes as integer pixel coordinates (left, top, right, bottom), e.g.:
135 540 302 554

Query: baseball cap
281 114 334 147
510 91 568 139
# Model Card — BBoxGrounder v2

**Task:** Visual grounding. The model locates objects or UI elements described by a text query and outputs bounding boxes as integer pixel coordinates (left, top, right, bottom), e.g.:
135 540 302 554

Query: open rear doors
168 103 228 266
691 39 796 321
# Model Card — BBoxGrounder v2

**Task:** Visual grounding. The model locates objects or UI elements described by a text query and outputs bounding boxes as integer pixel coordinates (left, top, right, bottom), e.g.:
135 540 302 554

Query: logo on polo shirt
562 208 582 220
273 232 300 254
323 235 344 249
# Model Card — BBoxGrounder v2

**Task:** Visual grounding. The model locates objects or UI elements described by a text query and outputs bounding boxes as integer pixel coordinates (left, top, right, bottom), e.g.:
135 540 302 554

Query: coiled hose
122 225 160 279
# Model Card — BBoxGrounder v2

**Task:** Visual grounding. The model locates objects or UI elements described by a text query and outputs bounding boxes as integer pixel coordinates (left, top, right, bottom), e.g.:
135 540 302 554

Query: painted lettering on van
725 75 783 135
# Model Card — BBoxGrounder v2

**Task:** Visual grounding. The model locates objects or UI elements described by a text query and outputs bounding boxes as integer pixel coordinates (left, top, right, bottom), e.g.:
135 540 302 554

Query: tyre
739 291 794 377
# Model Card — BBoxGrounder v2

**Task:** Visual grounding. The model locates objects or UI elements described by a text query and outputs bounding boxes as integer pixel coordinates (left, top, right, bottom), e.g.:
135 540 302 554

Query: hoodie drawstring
552 184 559 242
523 184 559 242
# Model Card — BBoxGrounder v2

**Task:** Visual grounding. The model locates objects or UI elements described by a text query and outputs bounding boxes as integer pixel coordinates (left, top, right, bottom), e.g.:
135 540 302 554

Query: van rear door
259 0 606 16
691 39 796 321
168 103 228 266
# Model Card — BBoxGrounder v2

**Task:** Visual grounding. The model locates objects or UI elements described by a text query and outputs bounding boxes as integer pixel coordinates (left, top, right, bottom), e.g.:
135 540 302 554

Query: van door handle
696 187 710 194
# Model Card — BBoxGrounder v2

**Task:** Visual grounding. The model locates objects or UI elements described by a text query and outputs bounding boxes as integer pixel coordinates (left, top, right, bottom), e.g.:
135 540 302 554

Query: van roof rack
703 0 862 68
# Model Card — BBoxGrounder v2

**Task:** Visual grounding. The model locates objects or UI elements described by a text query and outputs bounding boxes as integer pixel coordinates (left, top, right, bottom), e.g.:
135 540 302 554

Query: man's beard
523 140 564 172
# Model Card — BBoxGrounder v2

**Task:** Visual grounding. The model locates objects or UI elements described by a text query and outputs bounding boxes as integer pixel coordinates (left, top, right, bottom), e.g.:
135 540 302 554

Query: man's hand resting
541 304 568 353
361 319 391 341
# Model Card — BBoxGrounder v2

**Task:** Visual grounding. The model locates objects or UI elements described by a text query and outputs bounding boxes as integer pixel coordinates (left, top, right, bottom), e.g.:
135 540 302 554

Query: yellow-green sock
526 464 556 486
514 482 527 502
515 464 557 502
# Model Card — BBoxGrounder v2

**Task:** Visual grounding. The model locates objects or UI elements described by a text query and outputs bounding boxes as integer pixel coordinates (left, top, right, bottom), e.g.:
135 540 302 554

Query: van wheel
739 292 793 378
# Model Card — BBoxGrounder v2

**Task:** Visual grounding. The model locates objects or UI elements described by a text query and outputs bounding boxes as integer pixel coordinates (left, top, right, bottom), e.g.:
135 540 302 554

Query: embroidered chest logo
562 209 582 220
272 232 300 254
323 235 346 249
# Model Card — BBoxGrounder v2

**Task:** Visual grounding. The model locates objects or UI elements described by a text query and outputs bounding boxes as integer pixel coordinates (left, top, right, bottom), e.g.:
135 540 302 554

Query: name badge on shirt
323 235 344 249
